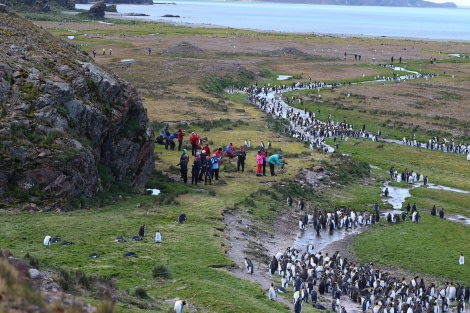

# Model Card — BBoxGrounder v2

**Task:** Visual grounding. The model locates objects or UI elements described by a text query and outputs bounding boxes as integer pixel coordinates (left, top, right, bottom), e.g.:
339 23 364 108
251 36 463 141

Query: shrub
152 264 171 279
76 270 90 290
134 287 149 299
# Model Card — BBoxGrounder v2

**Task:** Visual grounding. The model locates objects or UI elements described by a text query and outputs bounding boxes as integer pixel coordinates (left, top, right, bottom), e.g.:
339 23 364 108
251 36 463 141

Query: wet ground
223 170 470 312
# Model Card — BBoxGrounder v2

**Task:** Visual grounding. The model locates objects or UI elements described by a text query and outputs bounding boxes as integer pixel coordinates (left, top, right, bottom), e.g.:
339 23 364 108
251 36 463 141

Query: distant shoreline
75 2 470 42
103 11 470 43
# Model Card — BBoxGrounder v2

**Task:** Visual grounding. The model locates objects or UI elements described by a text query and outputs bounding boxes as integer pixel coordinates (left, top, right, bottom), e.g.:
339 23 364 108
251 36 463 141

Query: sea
76 1 470 41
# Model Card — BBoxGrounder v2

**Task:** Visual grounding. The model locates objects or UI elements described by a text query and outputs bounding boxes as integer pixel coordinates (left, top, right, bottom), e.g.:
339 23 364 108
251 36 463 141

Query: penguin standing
294 297 302 313
139 224 145 237
439 208 445 219
178 213 187 224
155 230 162 243
44 235 51 246
310 289 318 304
269 283 277 301
174 300 186 313
269 256 278 276
244 257 254 274
287 196 293 206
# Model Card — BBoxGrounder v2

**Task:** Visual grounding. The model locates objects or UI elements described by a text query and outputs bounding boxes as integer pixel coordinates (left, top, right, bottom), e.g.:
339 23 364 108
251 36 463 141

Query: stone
29 268 43 279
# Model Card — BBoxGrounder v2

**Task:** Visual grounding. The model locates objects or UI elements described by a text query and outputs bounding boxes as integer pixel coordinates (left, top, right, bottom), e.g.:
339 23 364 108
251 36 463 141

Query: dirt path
223 207 366 312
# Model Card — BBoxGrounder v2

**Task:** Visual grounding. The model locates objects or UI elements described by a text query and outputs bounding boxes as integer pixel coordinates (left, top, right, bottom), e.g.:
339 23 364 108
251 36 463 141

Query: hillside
0 12 155 209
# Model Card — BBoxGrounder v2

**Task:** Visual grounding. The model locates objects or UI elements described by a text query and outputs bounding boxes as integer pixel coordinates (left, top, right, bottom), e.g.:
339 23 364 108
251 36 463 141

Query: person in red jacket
215 147 223 165
189 132 198 156
177 128 185 151
202 143 211 157
225 142 235 159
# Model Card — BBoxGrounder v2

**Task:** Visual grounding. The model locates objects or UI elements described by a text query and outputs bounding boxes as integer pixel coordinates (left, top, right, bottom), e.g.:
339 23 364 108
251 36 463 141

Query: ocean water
76 1 470 41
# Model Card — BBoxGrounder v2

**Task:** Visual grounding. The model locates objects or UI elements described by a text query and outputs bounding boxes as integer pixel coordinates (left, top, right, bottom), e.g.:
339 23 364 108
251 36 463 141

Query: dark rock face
0 13 155 208
89 1 106 18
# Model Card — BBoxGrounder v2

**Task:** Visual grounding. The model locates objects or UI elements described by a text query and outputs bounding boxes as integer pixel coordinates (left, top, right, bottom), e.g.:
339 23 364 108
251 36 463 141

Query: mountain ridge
255 0 457 8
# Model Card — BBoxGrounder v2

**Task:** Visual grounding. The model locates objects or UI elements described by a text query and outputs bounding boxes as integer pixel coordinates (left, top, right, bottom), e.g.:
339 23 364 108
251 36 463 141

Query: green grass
1 193 287 312
331 138 470 191
4 8 470 312
355 215 470 284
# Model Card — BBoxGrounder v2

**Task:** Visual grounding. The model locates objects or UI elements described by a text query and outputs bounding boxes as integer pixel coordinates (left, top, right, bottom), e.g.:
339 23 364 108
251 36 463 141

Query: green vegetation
3 7 470 313
355 216 470 282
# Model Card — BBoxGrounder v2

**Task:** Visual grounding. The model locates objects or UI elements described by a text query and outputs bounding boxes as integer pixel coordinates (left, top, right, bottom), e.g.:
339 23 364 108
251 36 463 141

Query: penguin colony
252 200 467 313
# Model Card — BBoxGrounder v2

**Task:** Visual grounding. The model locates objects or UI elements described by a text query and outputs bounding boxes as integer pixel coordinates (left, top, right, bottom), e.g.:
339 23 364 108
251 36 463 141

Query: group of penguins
289 197 379 235
242 196 468 313
239 73 470 160
247 88 368 153
401 136 470 157
246 246 467 313
43 213 187 259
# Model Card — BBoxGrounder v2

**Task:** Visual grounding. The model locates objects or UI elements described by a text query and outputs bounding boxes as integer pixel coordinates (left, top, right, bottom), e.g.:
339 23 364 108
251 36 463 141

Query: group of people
157 125 186 151
158 124 291 182
92 48 112 58
172 140 248 184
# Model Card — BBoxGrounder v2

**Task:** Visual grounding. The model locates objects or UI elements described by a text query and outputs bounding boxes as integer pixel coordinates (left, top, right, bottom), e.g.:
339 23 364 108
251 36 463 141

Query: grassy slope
2 11 470 312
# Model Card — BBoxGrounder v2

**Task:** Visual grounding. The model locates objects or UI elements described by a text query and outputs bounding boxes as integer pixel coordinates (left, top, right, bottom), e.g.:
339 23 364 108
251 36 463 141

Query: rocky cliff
0 12 155 209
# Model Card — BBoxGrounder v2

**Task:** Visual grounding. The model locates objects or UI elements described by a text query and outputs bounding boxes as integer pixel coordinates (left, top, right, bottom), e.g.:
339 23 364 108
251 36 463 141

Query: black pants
191 144 198 156
199 167 206 181
178 140 183 151
180 168 187 183
204 169 212 185
237 159 245 172
192 167 200 185
269 163 275 176
212 168 219 180
263 161 267 175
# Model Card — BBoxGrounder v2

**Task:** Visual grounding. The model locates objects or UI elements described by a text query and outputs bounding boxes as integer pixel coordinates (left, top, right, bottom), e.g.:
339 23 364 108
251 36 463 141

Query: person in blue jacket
162 125 171 149
168 131 178 150
268 154 283 176
211 153 222 180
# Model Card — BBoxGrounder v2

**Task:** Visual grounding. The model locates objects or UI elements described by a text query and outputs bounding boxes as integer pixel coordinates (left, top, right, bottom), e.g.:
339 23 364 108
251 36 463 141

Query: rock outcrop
0 12 155 209
88 1 106 18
